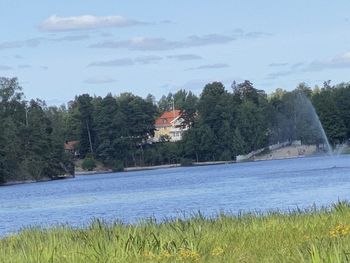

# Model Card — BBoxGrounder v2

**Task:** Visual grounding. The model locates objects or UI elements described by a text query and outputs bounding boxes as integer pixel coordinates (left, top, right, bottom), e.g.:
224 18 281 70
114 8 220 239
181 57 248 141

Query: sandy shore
254 145 317 161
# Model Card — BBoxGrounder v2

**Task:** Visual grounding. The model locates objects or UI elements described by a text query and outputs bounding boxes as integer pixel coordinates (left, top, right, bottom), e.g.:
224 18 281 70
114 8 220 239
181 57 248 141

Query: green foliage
2 203 350 262
157 93 173 113
180 157 193 166
1 76 350 183
113 160 124 172
181 81 270 162
312 83 348 144
75 94 95 158
82 156 97 171
0 77 71 184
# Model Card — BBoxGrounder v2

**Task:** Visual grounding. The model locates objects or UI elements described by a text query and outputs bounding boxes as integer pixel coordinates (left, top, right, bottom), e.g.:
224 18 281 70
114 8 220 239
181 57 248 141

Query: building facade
154 110 188 142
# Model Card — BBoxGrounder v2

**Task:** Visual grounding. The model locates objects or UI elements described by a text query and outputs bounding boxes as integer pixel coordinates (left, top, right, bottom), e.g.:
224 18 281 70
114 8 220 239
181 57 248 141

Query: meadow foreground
1 202 350 262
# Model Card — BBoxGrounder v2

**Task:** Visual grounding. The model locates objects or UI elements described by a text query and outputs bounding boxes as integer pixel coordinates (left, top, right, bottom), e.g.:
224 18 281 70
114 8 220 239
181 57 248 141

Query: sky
1 0 350 105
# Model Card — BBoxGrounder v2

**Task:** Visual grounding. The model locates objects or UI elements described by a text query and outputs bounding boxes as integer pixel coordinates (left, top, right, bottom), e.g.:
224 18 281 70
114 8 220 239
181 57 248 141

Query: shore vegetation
1 77 350 184
1 202 350 262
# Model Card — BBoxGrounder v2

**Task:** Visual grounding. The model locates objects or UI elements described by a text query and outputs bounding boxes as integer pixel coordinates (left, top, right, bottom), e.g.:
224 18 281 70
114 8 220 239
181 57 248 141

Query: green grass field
2 202 350 262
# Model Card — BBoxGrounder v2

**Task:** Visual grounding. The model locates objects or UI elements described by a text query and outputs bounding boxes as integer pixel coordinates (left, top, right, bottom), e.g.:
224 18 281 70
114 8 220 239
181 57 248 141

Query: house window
162 119 167 124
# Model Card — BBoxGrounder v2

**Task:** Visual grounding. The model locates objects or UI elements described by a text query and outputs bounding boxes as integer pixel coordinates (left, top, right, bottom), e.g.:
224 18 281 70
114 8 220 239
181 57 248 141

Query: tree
312 84 347 144
0 78 25 182
158 93 173 113
94 94 119 165
233 80 266 105
0 77 72 183
333 83 350 139
237 100 268 152
0 120 7 183
70 94 96 158
181 127 200 162
178 90 198 129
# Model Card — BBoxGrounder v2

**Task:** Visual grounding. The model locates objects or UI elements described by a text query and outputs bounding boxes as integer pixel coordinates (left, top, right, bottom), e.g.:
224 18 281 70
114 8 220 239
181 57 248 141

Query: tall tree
72 94 96 157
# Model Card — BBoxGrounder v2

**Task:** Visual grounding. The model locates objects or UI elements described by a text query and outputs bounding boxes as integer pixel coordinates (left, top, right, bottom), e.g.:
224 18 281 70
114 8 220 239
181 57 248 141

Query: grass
2 202 350 262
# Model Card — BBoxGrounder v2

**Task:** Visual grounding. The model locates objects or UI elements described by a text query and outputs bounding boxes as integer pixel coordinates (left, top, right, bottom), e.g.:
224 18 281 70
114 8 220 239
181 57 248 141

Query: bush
113 160 124 172
180 158 193 167
82 157 96 171
0 173 5 184
219 150 232 161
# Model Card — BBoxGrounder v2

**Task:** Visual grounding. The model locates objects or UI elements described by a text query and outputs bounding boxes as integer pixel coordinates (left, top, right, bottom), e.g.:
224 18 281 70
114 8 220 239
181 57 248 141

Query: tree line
0 77 349 183
0 78 73 184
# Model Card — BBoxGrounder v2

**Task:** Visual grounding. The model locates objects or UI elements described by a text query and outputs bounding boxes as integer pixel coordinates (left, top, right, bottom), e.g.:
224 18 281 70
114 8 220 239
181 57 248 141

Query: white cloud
88 56 162 67
52 35 90 42
266 70 294 80
291 62 304 69
186 63 230 71
167 54 203 61
269 62 289 67
88 58 134 67
84 77 117 84
0 38 43 50
90 30 270 51
39 15 146 32
266 52 350 80
307 52 350 71
18 64 31 69
0 65 12 70
0 34 90 50
91 37 180 50
134 55 163 64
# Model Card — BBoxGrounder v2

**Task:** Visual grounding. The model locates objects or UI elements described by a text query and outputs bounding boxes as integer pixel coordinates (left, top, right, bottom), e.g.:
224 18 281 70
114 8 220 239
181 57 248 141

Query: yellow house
154 110 187 142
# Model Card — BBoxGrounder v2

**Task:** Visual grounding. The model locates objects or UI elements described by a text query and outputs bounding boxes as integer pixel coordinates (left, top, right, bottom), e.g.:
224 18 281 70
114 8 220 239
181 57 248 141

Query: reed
1 201 350 262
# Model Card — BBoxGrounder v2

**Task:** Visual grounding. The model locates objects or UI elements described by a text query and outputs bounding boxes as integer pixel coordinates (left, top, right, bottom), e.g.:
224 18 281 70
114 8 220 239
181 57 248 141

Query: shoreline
75 152 338 176
75 160 236 176
2 152 343 184
0 174 75 187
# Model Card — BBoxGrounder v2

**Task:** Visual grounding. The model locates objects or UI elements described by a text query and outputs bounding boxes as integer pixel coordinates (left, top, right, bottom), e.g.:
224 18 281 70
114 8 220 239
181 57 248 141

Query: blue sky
1 0 350 105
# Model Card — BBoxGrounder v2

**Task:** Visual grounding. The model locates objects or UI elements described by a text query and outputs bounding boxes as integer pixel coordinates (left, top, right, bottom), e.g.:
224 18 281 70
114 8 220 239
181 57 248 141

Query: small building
154 110 188 142
64 140 79 156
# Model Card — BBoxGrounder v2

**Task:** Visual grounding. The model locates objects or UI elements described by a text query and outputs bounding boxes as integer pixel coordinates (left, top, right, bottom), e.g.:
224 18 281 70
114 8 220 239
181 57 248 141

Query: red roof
64 140 79 151
155 110 181 126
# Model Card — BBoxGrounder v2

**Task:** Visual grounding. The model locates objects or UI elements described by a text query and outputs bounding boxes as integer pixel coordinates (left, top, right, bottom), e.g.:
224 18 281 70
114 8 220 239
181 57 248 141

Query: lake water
1 155 350 236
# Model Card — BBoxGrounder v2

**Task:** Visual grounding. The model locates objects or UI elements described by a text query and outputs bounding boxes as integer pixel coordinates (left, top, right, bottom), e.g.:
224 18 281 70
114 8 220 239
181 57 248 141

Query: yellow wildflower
178 248 200 261
212 246 224 256
143 251 156 260
302 235 310 241
329 223 350 237
159 250 172 260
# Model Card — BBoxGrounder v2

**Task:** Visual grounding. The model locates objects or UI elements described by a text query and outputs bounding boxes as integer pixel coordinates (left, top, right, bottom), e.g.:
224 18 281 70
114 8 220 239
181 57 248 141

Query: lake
1 155 350 236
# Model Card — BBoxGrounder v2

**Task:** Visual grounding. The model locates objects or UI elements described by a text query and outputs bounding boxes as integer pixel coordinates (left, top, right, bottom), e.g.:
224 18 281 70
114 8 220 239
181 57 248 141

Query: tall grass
2 201 350 262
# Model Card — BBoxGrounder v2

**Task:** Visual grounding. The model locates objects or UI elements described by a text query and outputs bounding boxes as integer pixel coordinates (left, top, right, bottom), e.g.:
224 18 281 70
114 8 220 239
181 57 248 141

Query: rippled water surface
1 155 350 236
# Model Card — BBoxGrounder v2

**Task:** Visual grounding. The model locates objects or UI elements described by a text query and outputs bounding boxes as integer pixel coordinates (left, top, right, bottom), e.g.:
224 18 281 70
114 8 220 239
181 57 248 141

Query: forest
0 77 349 183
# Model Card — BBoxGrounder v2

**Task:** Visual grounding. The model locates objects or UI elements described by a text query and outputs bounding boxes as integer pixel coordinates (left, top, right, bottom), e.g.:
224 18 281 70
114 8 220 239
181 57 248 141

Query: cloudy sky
1 0 350 104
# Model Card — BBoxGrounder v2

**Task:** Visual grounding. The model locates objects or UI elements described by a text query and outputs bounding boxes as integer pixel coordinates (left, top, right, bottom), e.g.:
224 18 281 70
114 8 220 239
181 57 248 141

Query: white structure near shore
153 110 188 142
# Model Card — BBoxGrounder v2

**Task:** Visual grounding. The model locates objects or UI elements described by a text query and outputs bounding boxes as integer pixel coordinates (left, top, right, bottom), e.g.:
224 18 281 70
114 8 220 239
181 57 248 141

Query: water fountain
296 92 333 156
334 143 348 156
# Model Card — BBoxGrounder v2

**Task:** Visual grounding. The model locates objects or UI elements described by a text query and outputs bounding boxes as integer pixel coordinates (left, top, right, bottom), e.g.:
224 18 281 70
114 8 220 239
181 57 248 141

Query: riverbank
76 144 344 176
0 174 74 187
1 201 350 262
75 160 235 176
4 145 346 183
254 144 317 161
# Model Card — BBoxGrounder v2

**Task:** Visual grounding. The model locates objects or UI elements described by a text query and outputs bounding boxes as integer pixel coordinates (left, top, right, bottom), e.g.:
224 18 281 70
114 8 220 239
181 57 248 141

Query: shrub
113 160 124 172
82 157 96 171
0 173 5 184
180 158 193 167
